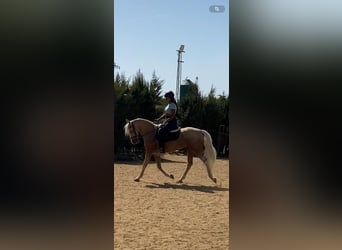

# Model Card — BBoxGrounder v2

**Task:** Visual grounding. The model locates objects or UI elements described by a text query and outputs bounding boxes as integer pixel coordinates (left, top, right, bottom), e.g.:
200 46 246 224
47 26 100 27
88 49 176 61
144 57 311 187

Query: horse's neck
135 119 156 134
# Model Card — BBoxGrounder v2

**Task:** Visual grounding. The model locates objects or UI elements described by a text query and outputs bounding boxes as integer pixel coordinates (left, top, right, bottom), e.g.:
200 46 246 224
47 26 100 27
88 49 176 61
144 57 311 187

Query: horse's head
124 119 140 145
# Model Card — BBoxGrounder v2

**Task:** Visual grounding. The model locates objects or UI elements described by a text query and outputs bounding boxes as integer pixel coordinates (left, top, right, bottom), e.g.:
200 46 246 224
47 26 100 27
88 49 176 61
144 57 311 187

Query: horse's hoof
176 179 183 183
134 178 140 182
212 178 217 183
170 174 174 179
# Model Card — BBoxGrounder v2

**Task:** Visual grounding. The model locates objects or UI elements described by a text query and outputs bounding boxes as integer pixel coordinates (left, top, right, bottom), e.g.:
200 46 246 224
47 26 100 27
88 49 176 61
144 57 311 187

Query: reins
128 120 157 142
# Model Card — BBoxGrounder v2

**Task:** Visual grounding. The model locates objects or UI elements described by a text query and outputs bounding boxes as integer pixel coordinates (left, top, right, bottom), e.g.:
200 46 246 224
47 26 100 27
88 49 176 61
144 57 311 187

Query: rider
155 91 178 153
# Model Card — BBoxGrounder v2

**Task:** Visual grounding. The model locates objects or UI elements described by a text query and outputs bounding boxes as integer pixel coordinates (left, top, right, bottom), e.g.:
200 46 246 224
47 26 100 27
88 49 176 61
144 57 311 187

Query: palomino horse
124 118 217 183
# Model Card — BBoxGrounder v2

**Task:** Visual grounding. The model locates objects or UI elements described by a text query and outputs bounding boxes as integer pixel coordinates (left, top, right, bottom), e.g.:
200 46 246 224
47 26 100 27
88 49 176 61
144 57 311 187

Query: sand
114 154 229 250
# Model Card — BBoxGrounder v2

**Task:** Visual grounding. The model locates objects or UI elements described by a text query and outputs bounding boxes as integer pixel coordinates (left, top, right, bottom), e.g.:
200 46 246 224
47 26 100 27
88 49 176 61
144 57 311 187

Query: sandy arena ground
114 154 229 250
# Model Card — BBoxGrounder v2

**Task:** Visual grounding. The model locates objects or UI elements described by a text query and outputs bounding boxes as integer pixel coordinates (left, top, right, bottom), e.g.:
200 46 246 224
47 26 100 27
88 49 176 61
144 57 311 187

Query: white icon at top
209 5 225 13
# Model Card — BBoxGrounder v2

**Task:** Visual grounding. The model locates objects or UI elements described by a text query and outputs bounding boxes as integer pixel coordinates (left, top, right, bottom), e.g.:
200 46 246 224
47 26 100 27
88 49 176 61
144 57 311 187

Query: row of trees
114 70 229 157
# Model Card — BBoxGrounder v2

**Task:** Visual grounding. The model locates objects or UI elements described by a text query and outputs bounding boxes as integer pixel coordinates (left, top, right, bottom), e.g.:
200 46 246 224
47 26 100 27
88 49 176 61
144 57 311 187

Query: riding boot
159 141 165 153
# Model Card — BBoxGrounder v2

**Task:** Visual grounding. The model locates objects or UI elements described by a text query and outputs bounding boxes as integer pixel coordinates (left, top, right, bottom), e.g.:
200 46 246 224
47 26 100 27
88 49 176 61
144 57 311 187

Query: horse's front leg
154 153 174 179
134 151 152 182
177 152 193 183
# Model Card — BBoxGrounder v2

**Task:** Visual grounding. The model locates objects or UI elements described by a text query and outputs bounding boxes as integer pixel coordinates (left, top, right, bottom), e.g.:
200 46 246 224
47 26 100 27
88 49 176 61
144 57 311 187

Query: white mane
124 123 130 137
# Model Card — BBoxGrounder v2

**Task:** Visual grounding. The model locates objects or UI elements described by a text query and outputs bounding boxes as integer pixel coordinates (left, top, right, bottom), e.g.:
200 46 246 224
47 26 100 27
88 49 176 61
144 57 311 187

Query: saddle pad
170 127 181 133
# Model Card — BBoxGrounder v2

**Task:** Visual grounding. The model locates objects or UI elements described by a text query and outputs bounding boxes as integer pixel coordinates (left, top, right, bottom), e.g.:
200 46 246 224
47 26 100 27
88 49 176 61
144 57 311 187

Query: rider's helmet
164 91 175 99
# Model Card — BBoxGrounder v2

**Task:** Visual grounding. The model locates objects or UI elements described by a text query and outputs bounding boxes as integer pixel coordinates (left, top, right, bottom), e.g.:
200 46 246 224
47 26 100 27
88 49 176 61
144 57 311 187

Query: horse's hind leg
200 155 217 183
177 152 193 183
153 153 174 179
134 151 152 182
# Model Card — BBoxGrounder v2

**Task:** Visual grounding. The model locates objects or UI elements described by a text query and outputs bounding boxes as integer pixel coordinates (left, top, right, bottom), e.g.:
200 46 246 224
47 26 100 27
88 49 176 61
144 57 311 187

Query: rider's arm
164 109 176 123
156 113 166 122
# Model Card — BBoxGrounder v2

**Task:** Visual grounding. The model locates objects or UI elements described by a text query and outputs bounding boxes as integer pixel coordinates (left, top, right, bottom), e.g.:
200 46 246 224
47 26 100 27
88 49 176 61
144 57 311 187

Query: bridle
127 120 158 144
128 120 140 144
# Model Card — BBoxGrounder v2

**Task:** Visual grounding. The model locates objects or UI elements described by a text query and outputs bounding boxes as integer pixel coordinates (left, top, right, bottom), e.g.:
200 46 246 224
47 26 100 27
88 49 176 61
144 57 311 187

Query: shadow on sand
114 156 187 166
145 182 229 193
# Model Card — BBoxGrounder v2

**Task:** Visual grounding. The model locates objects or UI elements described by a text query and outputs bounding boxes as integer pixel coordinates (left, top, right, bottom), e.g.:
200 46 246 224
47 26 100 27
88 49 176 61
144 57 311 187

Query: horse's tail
202 130 216 172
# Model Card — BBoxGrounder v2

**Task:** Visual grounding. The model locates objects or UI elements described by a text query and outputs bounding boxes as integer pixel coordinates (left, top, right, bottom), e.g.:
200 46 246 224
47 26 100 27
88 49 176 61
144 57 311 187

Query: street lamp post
176 45 185 101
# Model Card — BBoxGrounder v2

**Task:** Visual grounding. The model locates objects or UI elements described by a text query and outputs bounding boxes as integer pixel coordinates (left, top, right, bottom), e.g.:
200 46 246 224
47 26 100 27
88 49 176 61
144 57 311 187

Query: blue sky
114 0 229 97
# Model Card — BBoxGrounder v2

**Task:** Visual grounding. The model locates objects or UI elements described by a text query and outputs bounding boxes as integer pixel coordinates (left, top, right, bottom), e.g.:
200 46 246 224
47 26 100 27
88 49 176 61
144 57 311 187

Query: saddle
165 127 181 141
157 126 181 142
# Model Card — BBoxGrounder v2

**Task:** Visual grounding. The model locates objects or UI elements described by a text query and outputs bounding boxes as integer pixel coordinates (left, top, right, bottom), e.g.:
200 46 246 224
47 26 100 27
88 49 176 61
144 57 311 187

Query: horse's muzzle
130 137 140 145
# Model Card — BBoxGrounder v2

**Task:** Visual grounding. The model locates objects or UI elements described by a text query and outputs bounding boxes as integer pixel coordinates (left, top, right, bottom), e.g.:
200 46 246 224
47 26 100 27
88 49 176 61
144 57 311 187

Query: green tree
149 71 164 117
178 82 205 128
203 86 221 132
126 70 163 120
178 82 229 156
113 70 165 154
114 72 130 154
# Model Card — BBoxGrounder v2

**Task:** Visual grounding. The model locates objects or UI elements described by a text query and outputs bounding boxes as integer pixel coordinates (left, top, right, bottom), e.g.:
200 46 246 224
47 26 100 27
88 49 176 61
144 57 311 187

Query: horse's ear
125 118 130 123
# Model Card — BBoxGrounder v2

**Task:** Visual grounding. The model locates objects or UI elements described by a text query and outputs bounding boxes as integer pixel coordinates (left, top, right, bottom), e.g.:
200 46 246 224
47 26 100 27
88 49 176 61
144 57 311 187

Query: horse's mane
124 123 130 137
133 118 155 125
